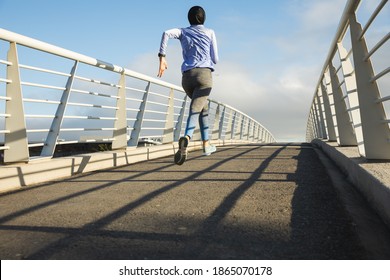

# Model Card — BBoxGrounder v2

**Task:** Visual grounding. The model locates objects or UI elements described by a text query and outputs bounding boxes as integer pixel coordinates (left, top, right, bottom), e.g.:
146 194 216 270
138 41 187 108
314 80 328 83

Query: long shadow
289 146 367 259
0 161 174 224
0 145 240 224
181 146 286 258
24 145 261 259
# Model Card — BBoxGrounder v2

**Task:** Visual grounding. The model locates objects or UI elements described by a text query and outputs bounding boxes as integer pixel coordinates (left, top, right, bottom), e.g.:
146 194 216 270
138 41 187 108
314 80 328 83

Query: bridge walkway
0 143 386 259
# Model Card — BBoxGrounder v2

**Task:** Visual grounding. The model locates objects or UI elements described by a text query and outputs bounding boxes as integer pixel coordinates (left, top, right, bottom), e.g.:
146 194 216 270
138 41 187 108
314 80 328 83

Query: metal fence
0 28 275 164
306 0 389 159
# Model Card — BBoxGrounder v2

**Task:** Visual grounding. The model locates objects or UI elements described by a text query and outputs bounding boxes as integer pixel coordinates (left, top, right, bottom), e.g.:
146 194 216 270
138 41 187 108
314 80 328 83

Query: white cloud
299 0 346 30
213 62 266 108
212 60 319 142
127 44 183 85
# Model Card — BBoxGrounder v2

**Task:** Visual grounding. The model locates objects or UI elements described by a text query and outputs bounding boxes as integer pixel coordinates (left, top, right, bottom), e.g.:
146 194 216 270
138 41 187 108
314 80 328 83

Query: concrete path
0 144 373 259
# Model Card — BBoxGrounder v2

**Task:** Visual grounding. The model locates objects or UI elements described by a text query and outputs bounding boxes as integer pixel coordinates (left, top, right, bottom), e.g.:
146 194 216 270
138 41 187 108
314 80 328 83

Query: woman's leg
199 102 209 141
184 93 210 139
175 68 214 164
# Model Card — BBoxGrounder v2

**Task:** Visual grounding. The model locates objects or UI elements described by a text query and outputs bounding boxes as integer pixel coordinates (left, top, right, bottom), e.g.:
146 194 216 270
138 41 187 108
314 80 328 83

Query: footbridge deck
1 143 389 259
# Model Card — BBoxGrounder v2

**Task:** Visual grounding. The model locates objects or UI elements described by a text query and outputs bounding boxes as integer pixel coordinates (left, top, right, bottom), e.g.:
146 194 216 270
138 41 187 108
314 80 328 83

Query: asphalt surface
0 144 370 259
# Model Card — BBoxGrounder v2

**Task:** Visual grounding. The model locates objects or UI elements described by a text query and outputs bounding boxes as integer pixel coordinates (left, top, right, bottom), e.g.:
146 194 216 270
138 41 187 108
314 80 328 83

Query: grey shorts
181 68 212 112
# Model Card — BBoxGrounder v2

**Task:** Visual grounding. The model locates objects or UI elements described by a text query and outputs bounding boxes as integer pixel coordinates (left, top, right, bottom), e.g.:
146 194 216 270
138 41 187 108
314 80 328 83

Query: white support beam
4 42 29 163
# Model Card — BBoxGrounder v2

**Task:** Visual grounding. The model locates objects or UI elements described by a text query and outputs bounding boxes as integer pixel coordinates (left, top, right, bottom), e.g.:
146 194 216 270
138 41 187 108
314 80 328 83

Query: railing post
238 114 245 140
41 61 78 157
230 111 237 140
315 91 327 139
320 81 337 141
112 72 128 150
174 95 187 141
252 123 256 142
312 98 321 138
246 119 251 140
311 106 320 139
162 88 174 144
211 102 220 140
240 116 245 140
308 109 314 140
337 41 365 156
236 113 242 140
349 13 390 159
265 129 269 143
260 125 265 143
250 120 255 141
316 96 325 139
219 105 226 140
253 122 257 142
309 111 317 142
224 108 232 140
250 120 254 141
254 123 260 142
259 125 263 142
4 42 29 163
128 82 150 147
248 120 252 141
306 115 312 142
255 124 260 142
328 63 357 146
244 118 248 140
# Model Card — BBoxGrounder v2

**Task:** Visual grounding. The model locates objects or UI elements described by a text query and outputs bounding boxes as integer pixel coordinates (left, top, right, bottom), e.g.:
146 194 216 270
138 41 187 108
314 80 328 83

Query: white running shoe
203 145 216 156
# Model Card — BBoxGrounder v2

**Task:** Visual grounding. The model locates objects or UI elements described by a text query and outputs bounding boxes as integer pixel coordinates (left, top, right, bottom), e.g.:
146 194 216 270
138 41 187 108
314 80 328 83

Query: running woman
157 6 219 165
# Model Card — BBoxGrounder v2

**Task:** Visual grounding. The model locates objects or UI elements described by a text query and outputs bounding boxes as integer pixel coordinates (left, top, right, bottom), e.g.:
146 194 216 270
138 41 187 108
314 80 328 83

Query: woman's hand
157 57 168 77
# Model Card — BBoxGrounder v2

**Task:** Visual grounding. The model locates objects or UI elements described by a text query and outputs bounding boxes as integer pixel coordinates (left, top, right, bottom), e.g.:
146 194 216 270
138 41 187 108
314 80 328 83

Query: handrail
306 0 390 159
310 0 361 107
0 28 183 92
0 27 275 163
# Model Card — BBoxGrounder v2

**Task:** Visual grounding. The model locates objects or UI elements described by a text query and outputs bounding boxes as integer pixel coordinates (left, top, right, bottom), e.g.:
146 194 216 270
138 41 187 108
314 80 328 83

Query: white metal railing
0 28 275 163
306 0 390 159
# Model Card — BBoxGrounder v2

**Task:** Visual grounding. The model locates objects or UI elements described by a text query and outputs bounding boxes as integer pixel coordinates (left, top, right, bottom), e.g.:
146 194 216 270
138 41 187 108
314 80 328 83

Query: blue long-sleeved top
159 25 219 73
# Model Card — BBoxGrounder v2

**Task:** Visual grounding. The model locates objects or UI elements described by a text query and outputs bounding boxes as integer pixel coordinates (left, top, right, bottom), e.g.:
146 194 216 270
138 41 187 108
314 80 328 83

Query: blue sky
0 0 298 68
1 0 388 141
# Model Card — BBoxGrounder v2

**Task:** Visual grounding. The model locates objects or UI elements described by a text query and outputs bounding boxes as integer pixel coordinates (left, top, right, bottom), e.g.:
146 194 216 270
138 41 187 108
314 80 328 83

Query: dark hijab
188 6 206 25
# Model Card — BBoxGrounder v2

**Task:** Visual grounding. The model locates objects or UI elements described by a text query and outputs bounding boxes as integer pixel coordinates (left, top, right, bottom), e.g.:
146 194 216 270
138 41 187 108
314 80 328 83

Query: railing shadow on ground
290 146 367 259
1 143 382 260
